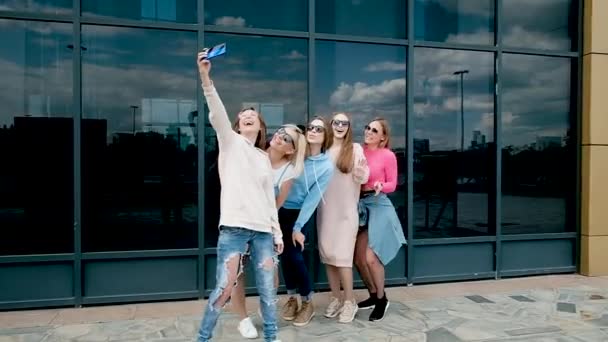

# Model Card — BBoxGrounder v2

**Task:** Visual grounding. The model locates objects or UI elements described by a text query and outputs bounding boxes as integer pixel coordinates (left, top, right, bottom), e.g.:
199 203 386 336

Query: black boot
358 291 377 310
369 294 389 322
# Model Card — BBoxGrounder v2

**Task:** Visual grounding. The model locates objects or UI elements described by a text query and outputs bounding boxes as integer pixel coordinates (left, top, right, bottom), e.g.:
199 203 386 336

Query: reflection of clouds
503 26 570 51
330 79 405 111
446 30 493 45
423 0 493 18
0 1 71 15
503 0 572 50
364 61 406 72
414 48 494 150
502 55 571 147
213 16 246 27
281 50 306 60
82 61 196 134
0 57 72 126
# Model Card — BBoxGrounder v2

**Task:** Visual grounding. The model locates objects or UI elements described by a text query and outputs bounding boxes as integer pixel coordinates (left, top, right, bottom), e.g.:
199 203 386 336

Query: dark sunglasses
332 120 350 128
275 127 295 147
307 125 325 133
365 125 379 134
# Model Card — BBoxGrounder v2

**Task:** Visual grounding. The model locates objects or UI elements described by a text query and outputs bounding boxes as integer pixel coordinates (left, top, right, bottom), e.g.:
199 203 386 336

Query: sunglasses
307 125 325 133
275 127 295 147
365 125 379 134
332 120 350 128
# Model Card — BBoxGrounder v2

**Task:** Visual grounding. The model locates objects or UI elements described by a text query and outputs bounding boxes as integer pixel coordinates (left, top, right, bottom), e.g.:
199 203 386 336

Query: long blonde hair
283 124 306 177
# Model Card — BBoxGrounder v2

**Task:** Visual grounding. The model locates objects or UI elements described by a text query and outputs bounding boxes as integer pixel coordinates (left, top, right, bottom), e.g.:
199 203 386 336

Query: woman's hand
292 231 305 251
373 181 383 196
353 158 367 181
197 50 212 84
275 241 284 255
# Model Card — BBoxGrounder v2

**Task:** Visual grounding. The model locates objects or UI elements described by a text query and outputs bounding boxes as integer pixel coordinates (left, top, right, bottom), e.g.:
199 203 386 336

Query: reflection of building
242 102 285 132
535 136 562 150
470 130 487 149
414 138 430 154
141 98 196 146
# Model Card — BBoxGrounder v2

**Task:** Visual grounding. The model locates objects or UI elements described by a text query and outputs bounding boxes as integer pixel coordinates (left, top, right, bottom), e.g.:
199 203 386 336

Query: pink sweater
363 147 398 193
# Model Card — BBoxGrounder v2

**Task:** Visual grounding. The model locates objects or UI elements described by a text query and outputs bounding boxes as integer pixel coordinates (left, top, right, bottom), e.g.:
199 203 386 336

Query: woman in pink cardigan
354 117 407 322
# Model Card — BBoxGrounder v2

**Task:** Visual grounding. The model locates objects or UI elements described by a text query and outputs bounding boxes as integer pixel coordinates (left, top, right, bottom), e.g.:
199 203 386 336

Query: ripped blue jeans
197 226 278 342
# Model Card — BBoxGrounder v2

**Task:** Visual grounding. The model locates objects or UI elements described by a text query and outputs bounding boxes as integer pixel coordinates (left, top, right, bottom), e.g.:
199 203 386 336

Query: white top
204 84 281 244
273 162 296 193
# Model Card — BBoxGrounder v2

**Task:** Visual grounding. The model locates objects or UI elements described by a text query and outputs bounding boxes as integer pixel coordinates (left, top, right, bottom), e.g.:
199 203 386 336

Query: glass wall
0 0 581 307
0 19 73 255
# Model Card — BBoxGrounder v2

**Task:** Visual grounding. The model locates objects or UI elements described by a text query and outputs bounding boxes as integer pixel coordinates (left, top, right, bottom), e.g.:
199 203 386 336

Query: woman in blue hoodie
279 116 334 327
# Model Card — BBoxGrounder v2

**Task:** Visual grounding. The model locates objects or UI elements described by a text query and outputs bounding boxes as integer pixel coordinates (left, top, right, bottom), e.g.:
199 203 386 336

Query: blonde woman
233 124 306 339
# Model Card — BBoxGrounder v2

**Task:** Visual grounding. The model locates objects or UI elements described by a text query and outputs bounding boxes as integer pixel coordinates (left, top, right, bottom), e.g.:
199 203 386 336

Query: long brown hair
368 117 391 149
331 112 354 174
232 107 267 149
307 116 332 156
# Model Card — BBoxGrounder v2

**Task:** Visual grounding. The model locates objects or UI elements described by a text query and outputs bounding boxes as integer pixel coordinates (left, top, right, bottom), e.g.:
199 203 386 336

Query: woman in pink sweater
354 118 407 322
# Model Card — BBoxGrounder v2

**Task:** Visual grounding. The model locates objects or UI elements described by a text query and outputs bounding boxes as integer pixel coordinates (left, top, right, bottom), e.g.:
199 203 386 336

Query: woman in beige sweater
316 112 369 323
196 50 283 342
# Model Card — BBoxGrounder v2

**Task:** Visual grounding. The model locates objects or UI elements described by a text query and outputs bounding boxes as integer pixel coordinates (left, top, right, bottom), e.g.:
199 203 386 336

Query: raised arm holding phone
195 49 283 342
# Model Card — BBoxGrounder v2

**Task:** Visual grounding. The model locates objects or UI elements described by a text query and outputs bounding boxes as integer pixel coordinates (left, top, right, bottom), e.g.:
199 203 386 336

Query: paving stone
0 327 49 336
588 314 608 327
425 327 463 342
557 303 577 314
0 334 46 342
505 325 562 336
465 295 494 304
510 295 536 303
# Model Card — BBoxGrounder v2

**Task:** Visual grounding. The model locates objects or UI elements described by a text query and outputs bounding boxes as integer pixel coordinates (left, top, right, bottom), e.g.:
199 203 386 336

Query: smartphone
204 43 226 60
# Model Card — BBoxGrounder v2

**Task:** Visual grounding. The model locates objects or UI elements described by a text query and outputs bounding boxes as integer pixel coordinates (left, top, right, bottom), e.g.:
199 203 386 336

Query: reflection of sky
205 0 307 31
0 2 575 151
203 33 308 128
81 0 197 23
316 0 406 39
315 41 407 148
81 25 197 142
0 0 72 15
0 20 72 126
414 48 494 151
415 0 494 44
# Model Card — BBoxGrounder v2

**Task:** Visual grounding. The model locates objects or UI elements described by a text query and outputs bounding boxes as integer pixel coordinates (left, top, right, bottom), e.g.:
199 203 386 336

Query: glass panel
0 20 73 255
316 0 406 39
414 0 494 45
203 34 308 247
413 48 495 239
314 41 407 233
0 0 72 15
82 0 196 23
502 55 574 234
81 25 198 252
206 0 307 32
503 0 576 51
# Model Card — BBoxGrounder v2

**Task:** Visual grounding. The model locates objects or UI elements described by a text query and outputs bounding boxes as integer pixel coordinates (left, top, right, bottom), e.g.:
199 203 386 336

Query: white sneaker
338 300 358 323
237 317 258 339
324 297 343 318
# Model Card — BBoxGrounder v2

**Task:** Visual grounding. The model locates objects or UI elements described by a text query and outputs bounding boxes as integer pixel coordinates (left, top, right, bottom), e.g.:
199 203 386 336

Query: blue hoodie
283 152 334 232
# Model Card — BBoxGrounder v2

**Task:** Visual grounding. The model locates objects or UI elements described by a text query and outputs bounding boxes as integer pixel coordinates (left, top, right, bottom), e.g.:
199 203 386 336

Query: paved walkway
1 275 608 341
